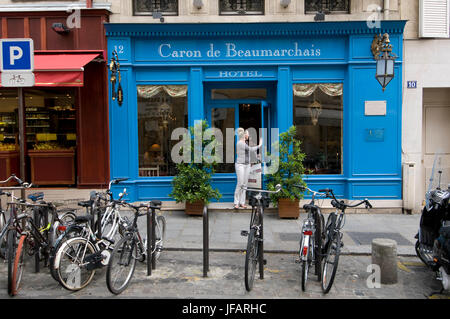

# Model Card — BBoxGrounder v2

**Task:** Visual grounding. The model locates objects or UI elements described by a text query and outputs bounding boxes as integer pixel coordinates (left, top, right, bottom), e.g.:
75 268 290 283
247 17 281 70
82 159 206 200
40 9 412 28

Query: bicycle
0 175 31 260
240 184 281 292
319 188 372 294
52 179 132 291
0 175 33 295
9 198 77 296
106 200 164 295
294 185 327 292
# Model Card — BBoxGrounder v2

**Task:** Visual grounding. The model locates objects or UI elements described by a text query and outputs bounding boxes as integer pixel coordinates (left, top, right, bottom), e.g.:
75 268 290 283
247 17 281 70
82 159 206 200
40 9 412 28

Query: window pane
293 85 343 175
211 107 235 173
219 0 264 15
305 0 350 13
138 87 187 177
211 88 266 100
134 0 178 15
0 89 19 151
24 88 77 151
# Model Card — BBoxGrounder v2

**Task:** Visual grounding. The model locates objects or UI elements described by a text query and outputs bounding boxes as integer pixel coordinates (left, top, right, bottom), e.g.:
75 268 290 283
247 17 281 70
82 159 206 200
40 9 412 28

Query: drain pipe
383 0 390 20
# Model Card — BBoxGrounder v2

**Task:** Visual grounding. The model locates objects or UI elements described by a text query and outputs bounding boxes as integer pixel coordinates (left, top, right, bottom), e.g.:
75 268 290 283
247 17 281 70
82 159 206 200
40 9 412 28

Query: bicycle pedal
294 259 301 264
241 230 248 237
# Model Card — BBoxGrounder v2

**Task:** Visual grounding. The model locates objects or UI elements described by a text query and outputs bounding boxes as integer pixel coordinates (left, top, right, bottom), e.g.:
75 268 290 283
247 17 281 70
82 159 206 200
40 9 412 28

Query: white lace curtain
137 85 188 98
293 83 343 97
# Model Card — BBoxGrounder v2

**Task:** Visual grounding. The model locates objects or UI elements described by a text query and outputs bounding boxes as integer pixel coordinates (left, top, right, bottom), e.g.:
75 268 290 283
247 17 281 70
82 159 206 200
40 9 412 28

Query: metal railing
305 0 350 14
133 0 179 16
219 0 264 15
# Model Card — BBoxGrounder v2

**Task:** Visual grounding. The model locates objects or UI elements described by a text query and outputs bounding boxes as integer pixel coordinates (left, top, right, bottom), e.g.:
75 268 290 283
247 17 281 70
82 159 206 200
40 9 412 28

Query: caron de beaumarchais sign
133 38 346 63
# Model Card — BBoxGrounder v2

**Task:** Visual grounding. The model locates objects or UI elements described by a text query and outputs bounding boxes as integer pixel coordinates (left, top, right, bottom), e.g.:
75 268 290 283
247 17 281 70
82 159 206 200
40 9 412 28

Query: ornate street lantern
109 50 123 105
372 33 397 92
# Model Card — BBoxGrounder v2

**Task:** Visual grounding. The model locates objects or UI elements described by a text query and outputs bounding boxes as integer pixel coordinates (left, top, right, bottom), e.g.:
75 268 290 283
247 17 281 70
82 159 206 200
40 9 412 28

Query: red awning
0 52 101 87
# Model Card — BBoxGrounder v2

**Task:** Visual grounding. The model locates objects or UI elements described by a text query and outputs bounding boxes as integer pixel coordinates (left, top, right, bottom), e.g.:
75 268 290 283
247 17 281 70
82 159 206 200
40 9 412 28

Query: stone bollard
371 238 398 285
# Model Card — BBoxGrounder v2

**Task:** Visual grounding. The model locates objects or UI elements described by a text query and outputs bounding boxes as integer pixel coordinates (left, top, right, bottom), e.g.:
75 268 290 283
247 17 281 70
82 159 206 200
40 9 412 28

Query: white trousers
234 163 251 205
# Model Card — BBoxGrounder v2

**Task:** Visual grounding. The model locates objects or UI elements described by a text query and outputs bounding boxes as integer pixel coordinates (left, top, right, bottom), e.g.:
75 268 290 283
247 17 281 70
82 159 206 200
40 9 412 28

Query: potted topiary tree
169 120 221 215
266 125 307 218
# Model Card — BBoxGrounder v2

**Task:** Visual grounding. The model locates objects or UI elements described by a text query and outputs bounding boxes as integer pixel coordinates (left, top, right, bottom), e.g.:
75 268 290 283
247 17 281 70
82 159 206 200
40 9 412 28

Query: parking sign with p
0 38 34 87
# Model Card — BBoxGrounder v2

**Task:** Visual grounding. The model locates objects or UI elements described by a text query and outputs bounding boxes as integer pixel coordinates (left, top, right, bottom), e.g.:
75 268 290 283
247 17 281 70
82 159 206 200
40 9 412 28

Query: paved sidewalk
15 188 421 256
142 210 420 256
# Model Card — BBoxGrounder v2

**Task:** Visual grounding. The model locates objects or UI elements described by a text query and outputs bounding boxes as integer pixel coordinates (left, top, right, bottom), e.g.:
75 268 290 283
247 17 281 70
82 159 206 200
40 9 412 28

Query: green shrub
169 120 222 204
266 126 307 205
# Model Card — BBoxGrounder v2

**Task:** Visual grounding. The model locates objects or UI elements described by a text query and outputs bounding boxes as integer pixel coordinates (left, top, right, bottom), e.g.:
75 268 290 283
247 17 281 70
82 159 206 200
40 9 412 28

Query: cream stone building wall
0 1 401 24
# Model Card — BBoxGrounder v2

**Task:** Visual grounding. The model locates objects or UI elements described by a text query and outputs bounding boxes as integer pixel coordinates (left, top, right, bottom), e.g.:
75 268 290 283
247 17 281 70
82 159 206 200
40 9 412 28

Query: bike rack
259 211 264 279
203 205 209 277
151 206 157 271
146 204 210 277
147 206 153 276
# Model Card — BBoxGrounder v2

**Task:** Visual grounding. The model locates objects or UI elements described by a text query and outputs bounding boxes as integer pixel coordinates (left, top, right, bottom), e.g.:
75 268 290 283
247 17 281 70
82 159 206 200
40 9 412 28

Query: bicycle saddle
28 192 44 202
303 204 316 210
77 200 93 208
151 200 162 206
74 215 94 224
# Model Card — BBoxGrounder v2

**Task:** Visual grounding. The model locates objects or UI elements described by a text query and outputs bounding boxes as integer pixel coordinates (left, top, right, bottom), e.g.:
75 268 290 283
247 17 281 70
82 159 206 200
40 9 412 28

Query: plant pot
185 200 204 216
278 198 300 219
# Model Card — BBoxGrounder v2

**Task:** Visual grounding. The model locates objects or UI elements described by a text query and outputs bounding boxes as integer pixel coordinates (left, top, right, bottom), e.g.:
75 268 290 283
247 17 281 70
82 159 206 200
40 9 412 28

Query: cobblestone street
0 250 447 299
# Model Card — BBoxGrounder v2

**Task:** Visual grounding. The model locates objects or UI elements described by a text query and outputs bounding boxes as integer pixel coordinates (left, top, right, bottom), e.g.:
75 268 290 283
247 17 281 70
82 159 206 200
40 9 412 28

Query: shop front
105 21 406 204
0 9 110 187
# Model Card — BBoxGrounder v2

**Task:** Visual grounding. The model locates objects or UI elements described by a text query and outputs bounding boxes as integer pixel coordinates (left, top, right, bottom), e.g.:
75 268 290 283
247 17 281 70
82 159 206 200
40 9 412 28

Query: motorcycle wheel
415 240 431 266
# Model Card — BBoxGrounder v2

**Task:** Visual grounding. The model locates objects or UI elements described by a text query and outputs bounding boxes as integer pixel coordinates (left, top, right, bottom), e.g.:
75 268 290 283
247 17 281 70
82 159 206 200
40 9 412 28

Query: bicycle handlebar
107 178 130 194
0 174 32 188
241 184 282 194
120 200 161 213
296 184 373 211
294 184 328 197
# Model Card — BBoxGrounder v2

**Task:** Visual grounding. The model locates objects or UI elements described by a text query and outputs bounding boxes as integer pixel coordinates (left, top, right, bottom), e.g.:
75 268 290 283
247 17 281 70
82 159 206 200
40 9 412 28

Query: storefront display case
0 105 20 184
25 92 77 186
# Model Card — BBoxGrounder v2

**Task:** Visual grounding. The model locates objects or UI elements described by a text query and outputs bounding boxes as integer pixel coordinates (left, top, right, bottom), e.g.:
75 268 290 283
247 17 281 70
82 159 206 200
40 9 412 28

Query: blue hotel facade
104 21 406 203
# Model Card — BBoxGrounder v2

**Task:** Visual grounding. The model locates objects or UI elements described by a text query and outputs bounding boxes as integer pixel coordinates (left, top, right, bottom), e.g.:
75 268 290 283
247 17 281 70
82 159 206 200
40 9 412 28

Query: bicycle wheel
11 234 27 296
154 215 166 261
106 234 138 295
0 224 8 259
0 210 6 234
7 229 17 296
321 232 341 294
49 226 85 283
55 237 96 291
301 236 312 292
244 228 259 291
33 208 46 272
53 211 77 240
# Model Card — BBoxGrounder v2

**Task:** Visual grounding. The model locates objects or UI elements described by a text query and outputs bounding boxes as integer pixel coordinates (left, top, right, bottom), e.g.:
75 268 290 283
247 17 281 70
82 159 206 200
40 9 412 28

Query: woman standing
234 128 262 209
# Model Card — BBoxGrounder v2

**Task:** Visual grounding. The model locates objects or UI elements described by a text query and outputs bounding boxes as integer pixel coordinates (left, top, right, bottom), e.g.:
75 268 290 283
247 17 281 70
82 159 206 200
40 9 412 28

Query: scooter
415 155 450 292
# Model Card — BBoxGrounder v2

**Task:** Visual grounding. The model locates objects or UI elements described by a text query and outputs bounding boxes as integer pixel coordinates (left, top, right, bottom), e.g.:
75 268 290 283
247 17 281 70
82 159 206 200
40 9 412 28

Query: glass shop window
293 83 343 175
24 88 77 152
137 85 188 177
219 0 264 15
0 89 19 151
133 0 178 16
